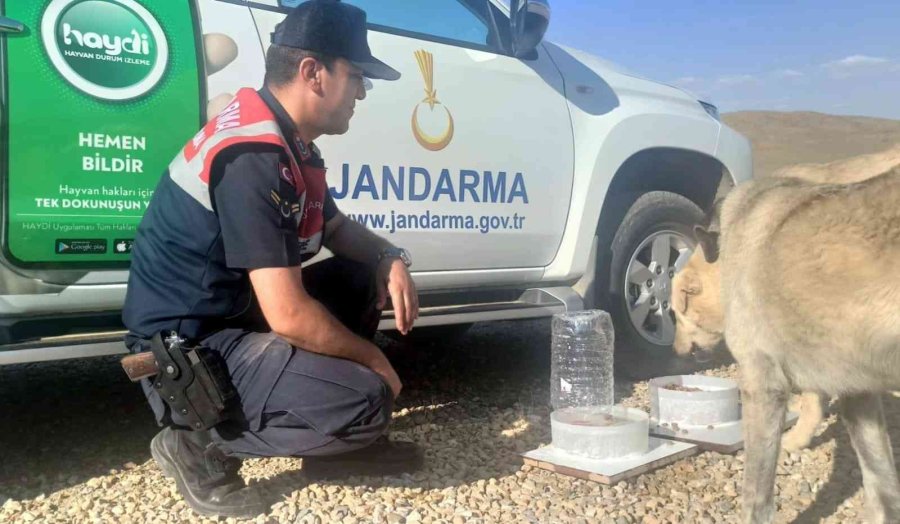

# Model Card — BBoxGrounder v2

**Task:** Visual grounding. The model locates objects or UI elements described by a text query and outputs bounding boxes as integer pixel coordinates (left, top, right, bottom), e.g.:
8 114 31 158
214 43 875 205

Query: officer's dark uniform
123 2 420 517
123 86 392 458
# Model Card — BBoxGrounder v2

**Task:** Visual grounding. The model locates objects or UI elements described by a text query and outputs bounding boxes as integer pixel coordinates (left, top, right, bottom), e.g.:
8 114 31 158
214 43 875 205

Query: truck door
249 0 574 272
1 0 203 269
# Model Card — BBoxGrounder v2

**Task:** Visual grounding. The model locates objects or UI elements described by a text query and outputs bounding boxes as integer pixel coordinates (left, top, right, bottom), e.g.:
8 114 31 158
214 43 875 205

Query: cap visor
352 56 401 81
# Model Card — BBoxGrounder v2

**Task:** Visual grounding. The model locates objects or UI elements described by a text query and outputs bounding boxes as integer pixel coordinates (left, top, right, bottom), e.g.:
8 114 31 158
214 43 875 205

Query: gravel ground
0 319 889 523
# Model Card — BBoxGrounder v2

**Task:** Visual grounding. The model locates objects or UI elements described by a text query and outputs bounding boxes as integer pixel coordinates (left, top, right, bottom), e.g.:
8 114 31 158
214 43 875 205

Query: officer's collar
258 86 317 160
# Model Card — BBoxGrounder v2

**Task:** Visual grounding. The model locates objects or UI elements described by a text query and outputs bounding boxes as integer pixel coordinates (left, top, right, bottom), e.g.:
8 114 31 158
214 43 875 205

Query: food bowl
649 375 740 427
550 405 649 460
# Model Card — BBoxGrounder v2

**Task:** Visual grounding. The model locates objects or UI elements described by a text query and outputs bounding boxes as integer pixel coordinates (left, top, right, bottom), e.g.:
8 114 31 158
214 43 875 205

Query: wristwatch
378 247 412 267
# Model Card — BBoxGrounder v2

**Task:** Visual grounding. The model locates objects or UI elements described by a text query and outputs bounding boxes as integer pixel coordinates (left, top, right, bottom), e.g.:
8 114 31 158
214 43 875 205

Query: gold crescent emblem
411 50 454 152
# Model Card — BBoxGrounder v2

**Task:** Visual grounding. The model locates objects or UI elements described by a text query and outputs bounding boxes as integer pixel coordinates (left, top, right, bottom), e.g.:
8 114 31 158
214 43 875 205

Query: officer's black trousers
206 257 393 458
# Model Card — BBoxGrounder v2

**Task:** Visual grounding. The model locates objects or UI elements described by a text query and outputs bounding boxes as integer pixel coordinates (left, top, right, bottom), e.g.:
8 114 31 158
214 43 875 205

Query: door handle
0 16 26 34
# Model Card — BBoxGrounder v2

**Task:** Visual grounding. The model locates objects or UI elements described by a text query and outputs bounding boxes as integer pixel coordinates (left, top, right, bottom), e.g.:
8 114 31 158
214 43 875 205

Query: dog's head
671 208 725 359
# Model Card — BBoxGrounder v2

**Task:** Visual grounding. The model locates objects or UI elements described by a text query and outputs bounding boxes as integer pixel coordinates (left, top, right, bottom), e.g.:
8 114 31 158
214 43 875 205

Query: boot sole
150 430 264 519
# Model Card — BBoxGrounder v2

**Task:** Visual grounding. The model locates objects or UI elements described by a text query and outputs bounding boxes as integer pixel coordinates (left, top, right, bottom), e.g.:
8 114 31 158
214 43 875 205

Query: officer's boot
150 427 267 518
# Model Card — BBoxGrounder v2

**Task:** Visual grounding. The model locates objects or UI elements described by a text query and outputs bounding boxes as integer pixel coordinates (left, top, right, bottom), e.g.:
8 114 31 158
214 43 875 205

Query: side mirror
509 0 551 58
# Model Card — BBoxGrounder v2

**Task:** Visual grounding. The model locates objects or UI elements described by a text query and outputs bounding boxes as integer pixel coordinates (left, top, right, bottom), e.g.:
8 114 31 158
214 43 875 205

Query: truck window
278 0 493 49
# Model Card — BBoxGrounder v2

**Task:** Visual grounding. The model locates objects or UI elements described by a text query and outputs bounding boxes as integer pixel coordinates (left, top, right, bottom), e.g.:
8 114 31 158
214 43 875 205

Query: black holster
149 332 237 431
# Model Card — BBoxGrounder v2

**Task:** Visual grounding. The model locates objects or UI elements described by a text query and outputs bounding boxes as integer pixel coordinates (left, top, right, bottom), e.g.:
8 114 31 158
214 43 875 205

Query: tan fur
673 246 826 452
672 145 900 458
672 244 723 357
684 166 900 523
774 144 900 184
781 392 825 452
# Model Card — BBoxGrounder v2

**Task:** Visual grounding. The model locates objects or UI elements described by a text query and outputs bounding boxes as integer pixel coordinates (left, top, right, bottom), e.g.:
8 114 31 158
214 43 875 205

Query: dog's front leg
840 393 900 523
741 384 788 524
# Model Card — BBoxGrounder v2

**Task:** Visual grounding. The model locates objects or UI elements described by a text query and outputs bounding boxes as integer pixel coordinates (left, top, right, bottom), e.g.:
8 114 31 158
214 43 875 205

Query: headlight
699 101 720 121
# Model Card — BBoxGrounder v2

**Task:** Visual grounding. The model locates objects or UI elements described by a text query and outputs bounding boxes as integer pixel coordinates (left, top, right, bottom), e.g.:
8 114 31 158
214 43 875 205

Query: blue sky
545 1 900 119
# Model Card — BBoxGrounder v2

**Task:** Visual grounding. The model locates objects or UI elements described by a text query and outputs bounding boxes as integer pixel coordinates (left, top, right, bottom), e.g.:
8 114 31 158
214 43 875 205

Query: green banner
4 0 202 264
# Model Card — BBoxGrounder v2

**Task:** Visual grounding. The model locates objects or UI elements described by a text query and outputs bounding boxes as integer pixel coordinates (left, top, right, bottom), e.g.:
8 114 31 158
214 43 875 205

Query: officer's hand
376 259 419 335
369 352 402 399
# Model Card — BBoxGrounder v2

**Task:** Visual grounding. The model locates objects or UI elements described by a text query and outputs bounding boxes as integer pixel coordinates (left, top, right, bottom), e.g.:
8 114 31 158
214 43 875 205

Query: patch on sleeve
278 162 295 186
270 189 300 219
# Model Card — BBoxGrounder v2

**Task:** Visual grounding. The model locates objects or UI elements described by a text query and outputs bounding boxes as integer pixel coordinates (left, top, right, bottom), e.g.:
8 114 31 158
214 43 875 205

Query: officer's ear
298 57 324 93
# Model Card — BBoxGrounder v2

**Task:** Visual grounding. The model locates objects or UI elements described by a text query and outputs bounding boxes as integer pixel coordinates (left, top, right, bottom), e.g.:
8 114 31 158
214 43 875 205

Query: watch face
399 248 412 267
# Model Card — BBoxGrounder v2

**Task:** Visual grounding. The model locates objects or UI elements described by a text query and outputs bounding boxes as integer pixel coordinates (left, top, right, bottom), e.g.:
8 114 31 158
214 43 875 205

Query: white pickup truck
0 0 751 368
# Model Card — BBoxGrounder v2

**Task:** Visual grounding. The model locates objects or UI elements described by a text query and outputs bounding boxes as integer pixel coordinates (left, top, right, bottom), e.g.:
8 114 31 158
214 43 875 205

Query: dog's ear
693 225 720 264
706 198 724 233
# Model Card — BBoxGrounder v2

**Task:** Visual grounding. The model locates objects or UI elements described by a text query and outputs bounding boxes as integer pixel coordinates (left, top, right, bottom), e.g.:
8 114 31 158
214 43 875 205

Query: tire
602 191 704 378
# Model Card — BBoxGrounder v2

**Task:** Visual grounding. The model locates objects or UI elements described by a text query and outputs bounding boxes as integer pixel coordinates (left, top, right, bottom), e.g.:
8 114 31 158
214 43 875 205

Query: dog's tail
782 392 825 452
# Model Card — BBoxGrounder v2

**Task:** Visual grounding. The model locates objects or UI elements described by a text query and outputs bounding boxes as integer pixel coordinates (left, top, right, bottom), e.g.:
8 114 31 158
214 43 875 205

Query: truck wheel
605 191 704 374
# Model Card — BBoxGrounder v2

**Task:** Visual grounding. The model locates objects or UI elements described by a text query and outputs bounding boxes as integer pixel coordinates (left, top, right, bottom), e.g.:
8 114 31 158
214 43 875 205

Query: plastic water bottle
550 310 615 411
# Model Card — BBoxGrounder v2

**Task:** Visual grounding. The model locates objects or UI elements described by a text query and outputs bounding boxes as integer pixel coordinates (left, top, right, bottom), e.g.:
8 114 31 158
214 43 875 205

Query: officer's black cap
271 0 401 81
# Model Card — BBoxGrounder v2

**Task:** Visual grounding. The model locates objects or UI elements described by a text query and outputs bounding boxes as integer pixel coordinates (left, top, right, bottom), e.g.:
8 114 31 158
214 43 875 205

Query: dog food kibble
662 384 705 392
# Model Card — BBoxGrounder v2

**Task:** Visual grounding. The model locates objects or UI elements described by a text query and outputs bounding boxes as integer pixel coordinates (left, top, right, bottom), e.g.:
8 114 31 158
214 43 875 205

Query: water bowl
649 375 740 427
550 405 649 460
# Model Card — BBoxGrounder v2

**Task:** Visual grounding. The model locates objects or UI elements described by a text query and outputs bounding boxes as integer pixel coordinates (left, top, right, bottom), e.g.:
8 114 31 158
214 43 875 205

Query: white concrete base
649 411 800 453
521 437 698 485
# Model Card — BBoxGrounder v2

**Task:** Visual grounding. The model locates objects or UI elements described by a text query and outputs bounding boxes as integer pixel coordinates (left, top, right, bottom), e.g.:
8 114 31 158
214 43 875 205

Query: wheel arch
588 147 734 302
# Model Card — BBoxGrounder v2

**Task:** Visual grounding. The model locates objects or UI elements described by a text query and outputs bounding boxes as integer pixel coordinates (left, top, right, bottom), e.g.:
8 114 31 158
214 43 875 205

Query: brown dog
672 166 900 523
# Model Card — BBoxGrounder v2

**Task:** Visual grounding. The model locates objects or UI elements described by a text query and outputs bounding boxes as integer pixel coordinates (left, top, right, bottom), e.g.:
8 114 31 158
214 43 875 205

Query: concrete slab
521 437 698 485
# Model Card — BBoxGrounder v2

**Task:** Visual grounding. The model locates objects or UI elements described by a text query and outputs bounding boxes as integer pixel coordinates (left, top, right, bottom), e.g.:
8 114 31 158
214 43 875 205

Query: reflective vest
168 88 327 257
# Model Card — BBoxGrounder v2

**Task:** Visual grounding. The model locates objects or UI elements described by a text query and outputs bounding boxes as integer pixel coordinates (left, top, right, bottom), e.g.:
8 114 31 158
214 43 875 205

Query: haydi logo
42 0 169 101
411 50 454 152
62 23 150 57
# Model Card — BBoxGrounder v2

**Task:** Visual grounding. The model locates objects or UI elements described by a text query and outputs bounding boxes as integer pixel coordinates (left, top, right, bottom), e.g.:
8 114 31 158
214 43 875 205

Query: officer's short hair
264 44 337 87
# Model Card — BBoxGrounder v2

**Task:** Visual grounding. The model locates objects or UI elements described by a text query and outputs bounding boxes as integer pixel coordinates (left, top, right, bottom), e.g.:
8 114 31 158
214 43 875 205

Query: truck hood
543 41 702 109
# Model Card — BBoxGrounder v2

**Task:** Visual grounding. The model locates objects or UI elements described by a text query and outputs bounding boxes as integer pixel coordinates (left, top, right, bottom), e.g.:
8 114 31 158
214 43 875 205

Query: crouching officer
122 0 422 518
